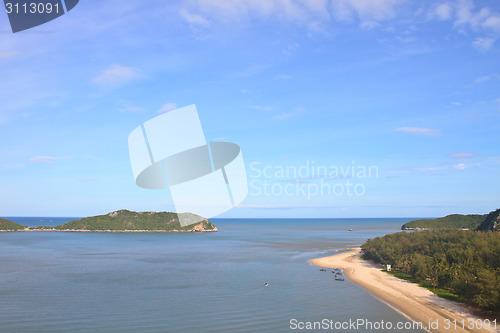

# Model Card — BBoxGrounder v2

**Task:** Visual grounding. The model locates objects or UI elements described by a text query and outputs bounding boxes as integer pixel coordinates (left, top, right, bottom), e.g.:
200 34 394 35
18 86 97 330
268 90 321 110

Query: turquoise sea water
0 218 426 332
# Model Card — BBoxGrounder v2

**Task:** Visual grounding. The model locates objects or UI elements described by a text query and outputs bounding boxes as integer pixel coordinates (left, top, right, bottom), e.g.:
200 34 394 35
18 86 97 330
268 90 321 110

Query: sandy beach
310 249 497 333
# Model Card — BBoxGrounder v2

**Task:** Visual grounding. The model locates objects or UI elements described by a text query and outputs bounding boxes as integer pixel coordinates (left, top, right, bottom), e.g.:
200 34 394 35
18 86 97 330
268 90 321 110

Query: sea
0 218 427 333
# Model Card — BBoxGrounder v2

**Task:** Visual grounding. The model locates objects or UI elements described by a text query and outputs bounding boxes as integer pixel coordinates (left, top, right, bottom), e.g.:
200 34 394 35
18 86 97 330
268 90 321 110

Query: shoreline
0 228 217 233
310 248 497 333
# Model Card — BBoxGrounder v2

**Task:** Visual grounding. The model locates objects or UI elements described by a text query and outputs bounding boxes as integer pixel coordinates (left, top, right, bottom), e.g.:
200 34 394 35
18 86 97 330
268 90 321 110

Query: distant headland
401 208 500 231
0 210 217 233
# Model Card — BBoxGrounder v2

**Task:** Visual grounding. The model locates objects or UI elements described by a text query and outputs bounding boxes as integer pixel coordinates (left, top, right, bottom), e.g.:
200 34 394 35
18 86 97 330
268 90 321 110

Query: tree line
362 229 500 311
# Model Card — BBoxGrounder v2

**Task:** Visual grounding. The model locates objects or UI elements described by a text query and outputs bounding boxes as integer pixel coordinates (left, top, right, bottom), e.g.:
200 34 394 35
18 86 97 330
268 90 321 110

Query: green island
362 208 500 312
0 217 26 230
0 210 217 232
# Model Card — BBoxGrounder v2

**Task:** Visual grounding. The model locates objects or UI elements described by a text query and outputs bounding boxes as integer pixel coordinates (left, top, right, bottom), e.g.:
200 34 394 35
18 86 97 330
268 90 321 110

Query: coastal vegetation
362 228 500 311
0 210 217 232
401 214 485 230
0 217 26 230
54 210 216 231
402 208 500 232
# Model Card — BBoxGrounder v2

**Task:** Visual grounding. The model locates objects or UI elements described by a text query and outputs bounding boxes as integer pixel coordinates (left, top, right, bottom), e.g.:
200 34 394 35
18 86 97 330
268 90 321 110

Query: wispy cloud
92 64 143 87
179 8 211 27
414 165 448 172
449 151 478 159
29 156 72 164
330 0 403 28
180 0 404 29
454 0 500 32
424 0 500 50
394 127 442 137
452 0 500 49
453 163 467 170
473 73 499 84
157 102 178 114
428 2 453 21
117 100 146 113
473 36 497 51
387 162 475 175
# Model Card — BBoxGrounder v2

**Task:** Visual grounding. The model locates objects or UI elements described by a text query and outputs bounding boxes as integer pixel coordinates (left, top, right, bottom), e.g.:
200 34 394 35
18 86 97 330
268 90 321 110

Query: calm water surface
0 218 426 332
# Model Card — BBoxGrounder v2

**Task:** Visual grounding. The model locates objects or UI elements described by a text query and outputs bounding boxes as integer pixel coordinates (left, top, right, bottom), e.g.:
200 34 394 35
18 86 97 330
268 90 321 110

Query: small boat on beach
319 269 326 271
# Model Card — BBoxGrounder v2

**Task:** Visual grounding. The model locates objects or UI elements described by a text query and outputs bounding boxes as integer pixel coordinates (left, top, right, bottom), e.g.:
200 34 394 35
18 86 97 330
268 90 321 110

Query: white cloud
454 0 500 31
453 163 467 170
422 0 500 50
29 156 71 164
117 100 146 113
179 8 211 27
430 2 453 21
455 0 475 26
473 36 497 51
92 64 143 87
157 102 178 114
483 14 500 32
330 0 403 28
181 0 405 28
395 127 442 137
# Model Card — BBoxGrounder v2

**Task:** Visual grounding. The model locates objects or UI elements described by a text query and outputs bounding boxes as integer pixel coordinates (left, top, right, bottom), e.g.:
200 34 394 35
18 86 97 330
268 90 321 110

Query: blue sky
1 0 499 218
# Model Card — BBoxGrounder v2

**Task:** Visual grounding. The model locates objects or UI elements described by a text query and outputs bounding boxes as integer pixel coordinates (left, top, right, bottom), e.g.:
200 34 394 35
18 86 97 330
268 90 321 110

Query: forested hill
0 218 26 230
476 208 500 231
54 210 217 231
401 214 485 230
0 211 217 232
362 229 500 311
